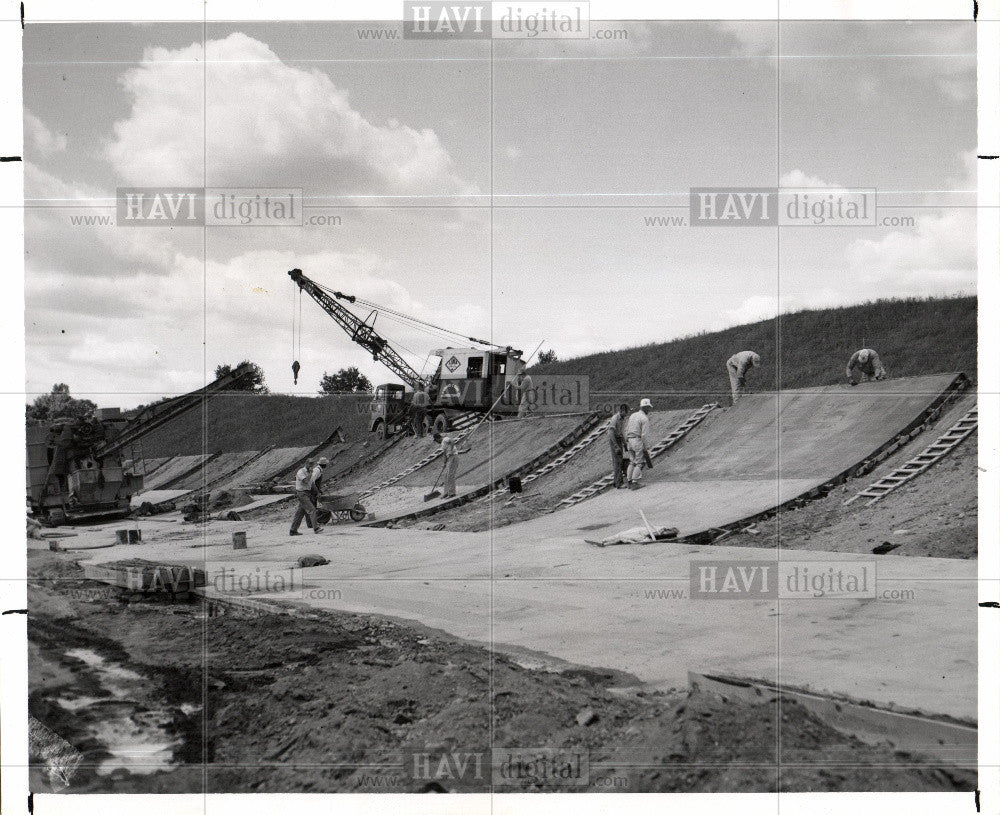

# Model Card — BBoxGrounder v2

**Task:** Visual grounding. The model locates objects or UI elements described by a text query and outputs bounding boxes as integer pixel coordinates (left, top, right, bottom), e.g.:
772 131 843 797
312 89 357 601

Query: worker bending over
625 398 653 490
433 432 469 499
846 349 887 385
726 351 760 404
608 403 630 489
290 457 328 535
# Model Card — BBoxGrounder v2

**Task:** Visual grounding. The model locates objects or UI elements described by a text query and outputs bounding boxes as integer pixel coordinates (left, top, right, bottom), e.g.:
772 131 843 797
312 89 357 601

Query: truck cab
369 383 409 439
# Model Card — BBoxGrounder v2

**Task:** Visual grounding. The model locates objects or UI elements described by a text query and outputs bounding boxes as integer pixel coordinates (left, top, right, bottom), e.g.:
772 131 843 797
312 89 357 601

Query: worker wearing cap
608 403 630 489
726 351 761 404
625 399 653 490
411 382 430 437
847 349 887 385
290 457 328 535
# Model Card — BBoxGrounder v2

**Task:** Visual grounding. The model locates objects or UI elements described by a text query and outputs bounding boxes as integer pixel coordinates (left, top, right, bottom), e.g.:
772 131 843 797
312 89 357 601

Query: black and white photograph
3 1 998 812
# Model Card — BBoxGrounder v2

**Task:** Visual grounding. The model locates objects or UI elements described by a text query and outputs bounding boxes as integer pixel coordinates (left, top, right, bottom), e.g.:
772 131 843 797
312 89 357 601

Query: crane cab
430 347 525 413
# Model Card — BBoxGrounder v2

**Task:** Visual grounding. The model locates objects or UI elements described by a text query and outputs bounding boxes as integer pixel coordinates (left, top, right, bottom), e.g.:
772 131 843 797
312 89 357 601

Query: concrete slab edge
682 373 970 545
688 671 976 768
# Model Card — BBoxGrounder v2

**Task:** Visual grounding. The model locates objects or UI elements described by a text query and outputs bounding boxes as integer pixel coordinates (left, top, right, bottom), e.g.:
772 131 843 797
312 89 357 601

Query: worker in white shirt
846 349 887 385
625 398 653 490
726 351 761 404
289 457 328 535
513 369 534 419
433 433 469 498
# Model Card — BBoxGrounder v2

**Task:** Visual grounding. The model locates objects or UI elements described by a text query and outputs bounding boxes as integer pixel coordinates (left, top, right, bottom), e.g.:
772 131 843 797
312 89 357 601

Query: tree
319 366 373 394
26 383 97 424
214 361 268 394
537 349 558 365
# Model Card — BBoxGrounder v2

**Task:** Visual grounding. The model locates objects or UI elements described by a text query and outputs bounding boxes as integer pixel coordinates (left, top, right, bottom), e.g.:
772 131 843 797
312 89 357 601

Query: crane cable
310 279 500 349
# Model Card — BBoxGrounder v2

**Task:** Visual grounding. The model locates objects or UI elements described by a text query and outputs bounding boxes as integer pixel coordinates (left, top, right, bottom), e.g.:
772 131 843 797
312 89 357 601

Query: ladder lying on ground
845 406 978 507
555 403 719 510
358 412 481 499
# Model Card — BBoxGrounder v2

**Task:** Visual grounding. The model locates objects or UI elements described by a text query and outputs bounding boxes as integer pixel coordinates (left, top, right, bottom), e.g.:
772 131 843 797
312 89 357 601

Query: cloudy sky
23 20 976 407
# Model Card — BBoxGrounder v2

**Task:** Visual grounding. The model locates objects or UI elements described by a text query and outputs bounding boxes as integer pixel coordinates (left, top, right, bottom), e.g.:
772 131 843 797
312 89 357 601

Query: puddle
61 647 201 776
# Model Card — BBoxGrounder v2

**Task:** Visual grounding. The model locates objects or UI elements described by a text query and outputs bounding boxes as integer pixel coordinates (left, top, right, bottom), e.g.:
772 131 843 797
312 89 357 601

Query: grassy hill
136 393 373 457
533 296 976 409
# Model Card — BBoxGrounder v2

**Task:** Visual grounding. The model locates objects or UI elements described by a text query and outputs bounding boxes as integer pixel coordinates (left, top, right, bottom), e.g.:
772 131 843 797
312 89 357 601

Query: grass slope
136 393 373 457
534 296 976 408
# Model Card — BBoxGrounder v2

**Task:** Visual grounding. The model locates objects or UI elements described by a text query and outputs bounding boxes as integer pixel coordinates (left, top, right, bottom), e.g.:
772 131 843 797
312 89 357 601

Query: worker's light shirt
441 437 458 459
294 467 311 491
412 390 429 408
625 410 650 442
727 351 759 376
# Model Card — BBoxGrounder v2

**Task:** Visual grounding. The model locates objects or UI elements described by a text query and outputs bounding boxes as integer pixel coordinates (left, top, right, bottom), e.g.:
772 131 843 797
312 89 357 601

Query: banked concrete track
83 373 975 726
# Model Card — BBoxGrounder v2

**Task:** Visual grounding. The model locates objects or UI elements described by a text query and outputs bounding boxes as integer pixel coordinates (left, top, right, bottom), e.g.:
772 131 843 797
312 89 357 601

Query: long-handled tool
424 459 449 502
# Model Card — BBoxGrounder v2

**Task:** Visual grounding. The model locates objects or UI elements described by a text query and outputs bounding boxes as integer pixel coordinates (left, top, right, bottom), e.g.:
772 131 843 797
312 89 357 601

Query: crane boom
288 268 424 388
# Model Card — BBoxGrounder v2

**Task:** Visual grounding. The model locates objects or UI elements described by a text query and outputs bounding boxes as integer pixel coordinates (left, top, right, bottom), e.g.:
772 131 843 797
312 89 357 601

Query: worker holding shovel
432 432 470 499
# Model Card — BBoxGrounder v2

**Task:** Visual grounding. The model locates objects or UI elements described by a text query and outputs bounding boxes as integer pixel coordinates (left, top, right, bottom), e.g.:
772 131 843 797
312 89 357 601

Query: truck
288 268 527 438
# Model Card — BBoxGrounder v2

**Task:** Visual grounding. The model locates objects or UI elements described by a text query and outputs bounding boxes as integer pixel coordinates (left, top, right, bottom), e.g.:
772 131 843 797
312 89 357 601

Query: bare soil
28 550 974 794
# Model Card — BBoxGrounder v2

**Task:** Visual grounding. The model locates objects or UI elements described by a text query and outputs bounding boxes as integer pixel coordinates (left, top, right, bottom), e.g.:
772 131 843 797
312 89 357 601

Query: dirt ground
27 550 974 794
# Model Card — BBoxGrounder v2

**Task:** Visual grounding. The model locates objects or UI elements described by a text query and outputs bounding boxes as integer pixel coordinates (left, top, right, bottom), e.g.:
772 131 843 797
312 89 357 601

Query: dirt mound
27 550 975 794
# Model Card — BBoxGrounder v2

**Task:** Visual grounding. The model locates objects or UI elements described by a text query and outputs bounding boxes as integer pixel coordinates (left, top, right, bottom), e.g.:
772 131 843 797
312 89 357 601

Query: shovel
424 460 449 502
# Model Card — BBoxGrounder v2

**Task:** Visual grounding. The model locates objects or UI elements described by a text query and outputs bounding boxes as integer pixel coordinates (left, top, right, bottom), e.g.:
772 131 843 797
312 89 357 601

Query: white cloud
845 209 976 293
722 289 843 327
505 145 523 161
105 33 478 198
24 111 67 156
779 169 835 188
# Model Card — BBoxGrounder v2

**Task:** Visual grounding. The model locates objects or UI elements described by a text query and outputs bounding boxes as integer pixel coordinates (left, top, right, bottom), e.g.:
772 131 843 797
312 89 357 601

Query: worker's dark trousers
290 490 318 532
611 444 625 488
412 408 427 437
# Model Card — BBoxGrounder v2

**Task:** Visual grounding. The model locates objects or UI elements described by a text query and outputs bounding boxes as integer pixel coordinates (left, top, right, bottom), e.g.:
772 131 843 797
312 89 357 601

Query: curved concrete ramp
517 374 966 541
337 414 593 518
143 454 214 490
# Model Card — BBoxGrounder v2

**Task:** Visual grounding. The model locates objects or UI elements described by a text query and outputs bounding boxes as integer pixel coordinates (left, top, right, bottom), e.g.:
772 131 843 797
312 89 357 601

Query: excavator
288 268 527 438
26 363 256 525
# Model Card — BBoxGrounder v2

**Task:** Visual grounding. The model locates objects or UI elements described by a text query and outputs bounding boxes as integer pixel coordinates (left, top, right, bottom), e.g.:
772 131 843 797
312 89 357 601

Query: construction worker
310 456 330 500
433 432 469 498
726 350 761 404
513 368 534 419
847 349 887 385
609 403 630 489
411 382 430 437
290 458 327 535
625 398 653 490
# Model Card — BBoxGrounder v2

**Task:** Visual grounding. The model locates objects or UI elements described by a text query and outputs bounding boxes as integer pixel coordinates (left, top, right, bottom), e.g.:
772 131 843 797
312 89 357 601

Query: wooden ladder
554 403 718 509
476 415 613 503
844 406 978 506
359 412 480 498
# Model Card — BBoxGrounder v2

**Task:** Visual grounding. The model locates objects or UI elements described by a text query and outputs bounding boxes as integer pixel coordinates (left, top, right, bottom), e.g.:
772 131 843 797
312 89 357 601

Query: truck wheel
433 414 449 434
374 420 387 440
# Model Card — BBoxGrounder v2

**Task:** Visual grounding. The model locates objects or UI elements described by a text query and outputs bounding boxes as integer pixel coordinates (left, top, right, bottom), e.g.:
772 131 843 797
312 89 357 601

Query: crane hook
292 360 301 385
